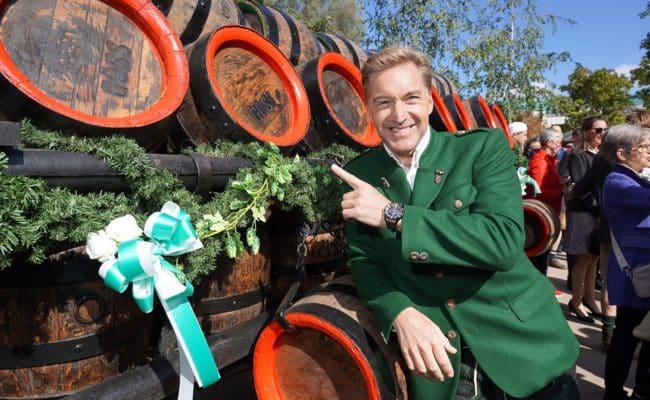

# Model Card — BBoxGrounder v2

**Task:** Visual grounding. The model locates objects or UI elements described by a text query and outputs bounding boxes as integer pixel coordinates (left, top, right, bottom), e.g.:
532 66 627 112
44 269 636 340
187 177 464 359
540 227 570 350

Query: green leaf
225 235 237 258
251 205 266 222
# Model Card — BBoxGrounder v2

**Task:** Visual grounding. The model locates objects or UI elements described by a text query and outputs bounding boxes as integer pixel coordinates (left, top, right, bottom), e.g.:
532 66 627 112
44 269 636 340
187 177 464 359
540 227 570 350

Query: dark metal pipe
3 148 253 194
63 311 271 400
4 148 339 195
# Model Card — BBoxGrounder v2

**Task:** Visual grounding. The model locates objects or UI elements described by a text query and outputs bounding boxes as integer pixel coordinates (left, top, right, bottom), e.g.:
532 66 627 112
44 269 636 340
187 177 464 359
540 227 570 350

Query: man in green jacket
331 46 580 399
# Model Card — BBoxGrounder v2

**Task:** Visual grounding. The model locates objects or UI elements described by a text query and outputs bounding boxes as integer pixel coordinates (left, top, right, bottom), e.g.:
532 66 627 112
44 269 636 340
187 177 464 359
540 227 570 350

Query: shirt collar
383 127 431 170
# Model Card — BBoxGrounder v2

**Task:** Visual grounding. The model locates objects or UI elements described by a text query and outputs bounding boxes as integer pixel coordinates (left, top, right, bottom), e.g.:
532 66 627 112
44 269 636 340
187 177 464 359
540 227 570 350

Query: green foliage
363 0 573 119
631 3 650 107
264 0 365 42
559 65 633 125
1 122 358 282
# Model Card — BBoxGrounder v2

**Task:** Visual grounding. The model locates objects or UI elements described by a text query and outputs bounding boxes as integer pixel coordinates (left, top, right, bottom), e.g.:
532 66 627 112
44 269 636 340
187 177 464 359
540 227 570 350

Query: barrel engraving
100 41 132 97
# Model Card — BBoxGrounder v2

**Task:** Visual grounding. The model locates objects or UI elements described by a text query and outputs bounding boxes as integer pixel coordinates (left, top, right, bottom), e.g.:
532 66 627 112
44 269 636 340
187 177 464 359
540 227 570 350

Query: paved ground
547 255 638 399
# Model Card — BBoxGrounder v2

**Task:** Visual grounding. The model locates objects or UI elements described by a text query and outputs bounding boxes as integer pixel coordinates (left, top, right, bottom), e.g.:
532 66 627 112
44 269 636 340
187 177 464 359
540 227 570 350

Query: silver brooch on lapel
380 177 390 188
434 170 445 184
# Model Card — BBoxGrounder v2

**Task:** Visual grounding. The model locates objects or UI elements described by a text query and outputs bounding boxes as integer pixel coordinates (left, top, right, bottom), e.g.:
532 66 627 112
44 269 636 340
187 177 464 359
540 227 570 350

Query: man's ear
616 148 627 163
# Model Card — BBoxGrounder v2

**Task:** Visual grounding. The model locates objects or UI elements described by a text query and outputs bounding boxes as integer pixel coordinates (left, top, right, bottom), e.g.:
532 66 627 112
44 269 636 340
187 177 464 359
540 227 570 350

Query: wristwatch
383 202 404 232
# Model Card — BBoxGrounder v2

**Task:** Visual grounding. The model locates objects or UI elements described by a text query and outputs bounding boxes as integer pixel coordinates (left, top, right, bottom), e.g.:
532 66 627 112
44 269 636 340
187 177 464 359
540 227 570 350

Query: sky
537 0 647 89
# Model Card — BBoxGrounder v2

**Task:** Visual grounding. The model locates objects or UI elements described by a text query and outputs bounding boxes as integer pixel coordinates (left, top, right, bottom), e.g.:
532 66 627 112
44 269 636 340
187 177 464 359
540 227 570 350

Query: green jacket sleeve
345 219 415 340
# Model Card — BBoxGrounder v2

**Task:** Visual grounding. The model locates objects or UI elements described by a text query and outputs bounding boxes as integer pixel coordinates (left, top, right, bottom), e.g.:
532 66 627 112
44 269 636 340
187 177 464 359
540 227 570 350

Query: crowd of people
509 112 650 400
330 45 649 399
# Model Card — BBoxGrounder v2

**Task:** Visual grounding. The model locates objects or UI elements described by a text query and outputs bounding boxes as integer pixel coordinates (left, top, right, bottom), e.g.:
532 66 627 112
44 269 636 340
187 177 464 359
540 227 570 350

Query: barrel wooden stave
314 32 367 69
193 245 271 334
432 72 458 97
267 217 348 306
239 1 321 66
523 199 560 257
0 257 154 399
0 0 188 151
253 276 408 400
153 0 246 45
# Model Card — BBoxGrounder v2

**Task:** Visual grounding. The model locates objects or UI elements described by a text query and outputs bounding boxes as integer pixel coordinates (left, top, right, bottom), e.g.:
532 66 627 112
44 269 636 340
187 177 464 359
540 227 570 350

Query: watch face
385 203 404 219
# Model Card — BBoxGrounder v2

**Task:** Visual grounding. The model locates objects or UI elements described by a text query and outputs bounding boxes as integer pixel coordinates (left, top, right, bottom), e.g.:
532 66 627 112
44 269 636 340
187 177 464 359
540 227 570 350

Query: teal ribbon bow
97 202 220 397
517 166 541 197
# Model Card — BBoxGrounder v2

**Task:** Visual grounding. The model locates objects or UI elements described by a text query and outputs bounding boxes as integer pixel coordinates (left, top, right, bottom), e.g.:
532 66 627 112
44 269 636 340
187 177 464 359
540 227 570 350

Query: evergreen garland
1 121 359 281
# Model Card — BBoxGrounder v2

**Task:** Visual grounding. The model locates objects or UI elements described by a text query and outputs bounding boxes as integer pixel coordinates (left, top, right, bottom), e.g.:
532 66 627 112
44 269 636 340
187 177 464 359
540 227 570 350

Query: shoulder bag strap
610 229 632 278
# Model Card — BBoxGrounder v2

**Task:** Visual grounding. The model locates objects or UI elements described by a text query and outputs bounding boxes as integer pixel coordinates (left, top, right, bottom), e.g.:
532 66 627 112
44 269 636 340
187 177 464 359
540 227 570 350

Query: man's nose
390 101 407 121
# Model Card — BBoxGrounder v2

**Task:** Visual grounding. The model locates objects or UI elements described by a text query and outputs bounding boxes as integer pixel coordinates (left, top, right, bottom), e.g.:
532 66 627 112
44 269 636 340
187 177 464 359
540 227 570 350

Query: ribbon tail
162 295 220 389
177 350 195 400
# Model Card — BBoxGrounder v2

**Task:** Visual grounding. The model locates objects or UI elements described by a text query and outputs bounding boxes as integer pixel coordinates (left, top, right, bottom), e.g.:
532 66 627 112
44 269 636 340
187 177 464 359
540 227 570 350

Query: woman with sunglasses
600 124 650 400
563 116 607 323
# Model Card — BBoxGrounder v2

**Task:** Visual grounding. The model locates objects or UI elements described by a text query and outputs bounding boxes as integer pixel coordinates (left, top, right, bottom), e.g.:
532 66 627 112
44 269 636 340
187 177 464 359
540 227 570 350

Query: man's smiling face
365 61 433 166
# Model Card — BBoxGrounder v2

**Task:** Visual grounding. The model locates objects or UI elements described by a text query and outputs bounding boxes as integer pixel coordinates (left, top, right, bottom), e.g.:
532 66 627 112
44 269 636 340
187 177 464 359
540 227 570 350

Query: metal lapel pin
380 177 390 188
434 170 445 184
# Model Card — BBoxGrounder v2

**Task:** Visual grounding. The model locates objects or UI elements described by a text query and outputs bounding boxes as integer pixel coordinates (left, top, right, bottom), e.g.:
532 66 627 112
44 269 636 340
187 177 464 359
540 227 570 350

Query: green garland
0 121 359 281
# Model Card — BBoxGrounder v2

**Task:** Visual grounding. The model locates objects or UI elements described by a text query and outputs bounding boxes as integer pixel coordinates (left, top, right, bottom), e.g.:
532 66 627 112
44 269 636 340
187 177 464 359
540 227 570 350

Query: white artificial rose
106 214 143 243
86 230 118 261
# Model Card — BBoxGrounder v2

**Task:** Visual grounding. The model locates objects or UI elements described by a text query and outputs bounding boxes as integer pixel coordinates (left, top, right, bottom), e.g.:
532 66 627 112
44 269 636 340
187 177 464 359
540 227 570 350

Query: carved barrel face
0 0 162 118
212 47 290 136
322 69 368 137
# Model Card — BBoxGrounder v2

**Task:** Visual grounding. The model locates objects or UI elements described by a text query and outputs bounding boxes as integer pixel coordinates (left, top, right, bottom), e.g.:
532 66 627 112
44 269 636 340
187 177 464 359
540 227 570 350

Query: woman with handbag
601 124 650 400
563 116 607 323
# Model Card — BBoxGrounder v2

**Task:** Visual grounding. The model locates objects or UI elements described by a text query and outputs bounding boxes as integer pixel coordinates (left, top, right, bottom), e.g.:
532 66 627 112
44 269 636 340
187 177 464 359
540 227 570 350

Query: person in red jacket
525 129 564 276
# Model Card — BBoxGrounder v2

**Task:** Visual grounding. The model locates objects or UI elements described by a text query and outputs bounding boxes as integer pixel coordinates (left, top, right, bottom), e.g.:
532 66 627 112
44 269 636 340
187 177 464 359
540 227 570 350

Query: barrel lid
203 26 310 146
315 52 380 147
430 87 457 132
473 95 497 129
491 103 515 148
453 94 474 130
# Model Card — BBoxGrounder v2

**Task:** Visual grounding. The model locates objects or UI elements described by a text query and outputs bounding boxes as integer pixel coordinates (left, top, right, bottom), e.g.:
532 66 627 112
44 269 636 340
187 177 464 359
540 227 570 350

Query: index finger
330 164 365 189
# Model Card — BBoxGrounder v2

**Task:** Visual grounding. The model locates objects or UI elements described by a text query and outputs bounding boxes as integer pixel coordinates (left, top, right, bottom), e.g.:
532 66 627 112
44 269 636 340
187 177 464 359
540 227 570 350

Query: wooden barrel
152 0 247 46
523 199 561 258
491 102 515 148
432 72 458 97
462 95 497 129
238 1 322 66
266 214 349 306
172 25 311 148
443 94 474 131
0 255 155 398
193 242 271 334
314 32 368 69
253 276 408 400
0 0 189 152
297 52 380 152
429 87 458 132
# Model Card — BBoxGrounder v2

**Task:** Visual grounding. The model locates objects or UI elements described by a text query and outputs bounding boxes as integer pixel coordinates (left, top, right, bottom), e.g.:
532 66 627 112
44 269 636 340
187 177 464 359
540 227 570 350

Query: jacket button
409 251 420 262
419 252 429 261
453 200 463 209
446 299 456 309
446 330 457 340
435 269 444 278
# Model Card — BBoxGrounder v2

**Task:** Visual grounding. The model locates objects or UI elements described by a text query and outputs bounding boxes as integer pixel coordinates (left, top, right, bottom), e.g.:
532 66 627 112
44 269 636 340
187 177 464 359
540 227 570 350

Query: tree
559 65 633 125
264 0 365 43
631 1 650 107
362 0 572 119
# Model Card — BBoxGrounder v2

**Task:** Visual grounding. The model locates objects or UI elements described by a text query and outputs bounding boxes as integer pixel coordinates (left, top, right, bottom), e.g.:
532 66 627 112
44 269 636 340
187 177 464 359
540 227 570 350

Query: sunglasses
592 127 608 134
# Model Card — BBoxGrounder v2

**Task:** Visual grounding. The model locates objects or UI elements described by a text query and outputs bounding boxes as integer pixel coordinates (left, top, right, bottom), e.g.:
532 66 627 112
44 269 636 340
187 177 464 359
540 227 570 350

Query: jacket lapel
375 150 412 204
410 132 453 208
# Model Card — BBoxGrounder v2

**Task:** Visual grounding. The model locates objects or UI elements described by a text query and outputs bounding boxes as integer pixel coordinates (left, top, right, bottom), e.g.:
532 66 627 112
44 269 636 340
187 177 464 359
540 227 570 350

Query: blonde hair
361 46 433 97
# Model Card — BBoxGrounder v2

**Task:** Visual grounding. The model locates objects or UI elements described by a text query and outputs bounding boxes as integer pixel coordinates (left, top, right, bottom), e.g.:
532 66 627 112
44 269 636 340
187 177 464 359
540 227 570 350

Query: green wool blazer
344 128 579 399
